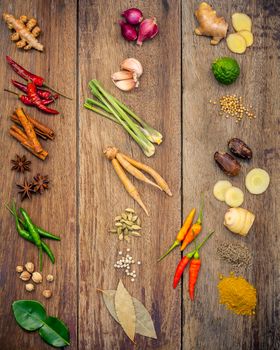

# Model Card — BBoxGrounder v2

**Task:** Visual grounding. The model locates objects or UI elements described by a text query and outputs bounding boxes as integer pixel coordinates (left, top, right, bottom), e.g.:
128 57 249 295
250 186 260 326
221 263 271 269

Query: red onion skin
122 8 143 25
137 17 159 46
119 21 137 41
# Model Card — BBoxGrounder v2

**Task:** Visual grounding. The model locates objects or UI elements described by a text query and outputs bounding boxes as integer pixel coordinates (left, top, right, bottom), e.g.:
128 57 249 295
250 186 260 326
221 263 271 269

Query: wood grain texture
0 0 279 349
182 1 280 349
0 1 77 349
78 0 181 349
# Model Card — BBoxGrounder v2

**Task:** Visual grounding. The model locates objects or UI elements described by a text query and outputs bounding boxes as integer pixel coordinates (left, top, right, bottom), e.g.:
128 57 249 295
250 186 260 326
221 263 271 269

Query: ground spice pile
218 273 257 316
217 240 252 273
210 95 256 123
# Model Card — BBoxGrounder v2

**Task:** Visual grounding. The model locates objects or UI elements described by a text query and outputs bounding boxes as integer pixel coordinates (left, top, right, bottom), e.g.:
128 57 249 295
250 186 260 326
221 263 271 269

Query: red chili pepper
6 56 72 100
173 255 192 289
172 231 214 289
6 56 44 86
27 82 59 115
11 80 58 100
4 89 55 106
189 252 201 301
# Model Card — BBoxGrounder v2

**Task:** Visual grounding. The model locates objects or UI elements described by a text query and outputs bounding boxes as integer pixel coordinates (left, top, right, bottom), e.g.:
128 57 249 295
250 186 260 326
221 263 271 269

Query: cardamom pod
127 213 133 221
124 236 130 242
115 222 123 227
136 217 141 226
114 216 122 221
121 213 128 220
131 231 141 237
131 225 141 230
109 229 117 233
132 215 138 222
124 228 129 236
125 208 135 213
119 233 124 240
117 227 122 235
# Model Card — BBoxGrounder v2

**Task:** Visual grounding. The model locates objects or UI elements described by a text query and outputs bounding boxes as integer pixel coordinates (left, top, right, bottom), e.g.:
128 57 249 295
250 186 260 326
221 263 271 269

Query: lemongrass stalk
85 98 111 114
89 81 155 157
84 103 119 124
90 81 155 155
108 92 163 144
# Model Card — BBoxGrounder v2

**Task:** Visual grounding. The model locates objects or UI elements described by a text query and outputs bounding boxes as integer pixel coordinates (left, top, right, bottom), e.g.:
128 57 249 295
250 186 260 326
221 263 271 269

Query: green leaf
12 300 47 331
38 316 70 348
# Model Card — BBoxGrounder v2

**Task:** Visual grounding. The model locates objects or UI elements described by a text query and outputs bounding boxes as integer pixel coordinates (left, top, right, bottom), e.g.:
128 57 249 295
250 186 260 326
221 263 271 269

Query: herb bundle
84 80 163 157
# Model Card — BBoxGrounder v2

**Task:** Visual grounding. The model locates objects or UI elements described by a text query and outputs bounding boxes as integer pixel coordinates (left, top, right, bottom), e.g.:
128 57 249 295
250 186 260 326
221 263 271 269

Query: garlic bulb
120 58 143 78
224 207 255 236
112 58 143 92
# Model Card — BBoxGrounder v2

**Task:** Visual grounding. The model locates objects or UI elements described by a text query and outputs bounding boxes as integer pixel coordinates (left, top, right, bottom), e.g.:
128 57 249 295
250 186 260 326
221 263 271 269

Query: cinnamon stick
9 126 48 160
11 113 55 140
15 108 43 153
11 115 47 140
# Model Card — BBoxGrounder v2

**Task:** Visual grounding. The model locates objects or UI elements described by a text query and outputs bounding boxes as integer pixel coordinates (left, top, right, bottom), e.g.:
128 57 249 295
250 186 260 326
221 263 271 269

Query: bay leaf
133 298 157 339
114 280 136 342
101 290 118 322
100 290 157 339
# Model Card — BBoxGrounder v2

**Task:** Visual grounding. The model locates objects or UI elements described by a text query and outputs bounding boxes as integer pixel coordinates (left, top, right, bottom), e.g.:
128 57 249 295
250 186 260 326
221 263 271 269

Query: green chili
9 204 55 264
20 208 43 271
7 206 60 241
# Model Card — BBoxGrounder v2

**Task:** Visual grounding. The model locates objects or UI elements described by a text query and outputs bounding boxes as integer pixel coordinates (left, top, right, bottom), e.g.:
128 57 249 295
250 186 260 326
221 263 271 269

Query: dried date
228 138 252 160
214 151 241 176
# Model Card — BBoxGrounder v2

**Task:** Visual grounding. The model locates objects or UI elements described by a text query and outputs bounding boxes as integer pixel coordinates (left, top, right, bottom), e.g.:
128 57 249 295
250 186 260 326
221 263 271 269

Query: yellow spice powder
218 274 257 316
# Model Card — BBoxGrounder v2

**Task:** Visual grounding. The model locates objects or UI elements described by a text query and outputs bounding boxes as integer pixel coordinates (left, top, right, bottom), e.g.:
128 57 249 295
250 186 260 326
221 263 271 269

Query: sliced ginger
226 33 247 54
245 168 270 195
194 2 228 45
2 13 43 51
224 186 244 207
232 13 252 32
213 180 232 202
238 30 254 47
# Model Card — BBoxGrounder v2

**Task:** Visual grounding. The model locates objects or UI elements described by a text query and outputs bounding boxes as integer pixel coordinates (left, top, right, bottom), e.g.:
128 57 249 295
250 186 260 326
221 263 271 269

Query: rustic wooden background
0 1 279 349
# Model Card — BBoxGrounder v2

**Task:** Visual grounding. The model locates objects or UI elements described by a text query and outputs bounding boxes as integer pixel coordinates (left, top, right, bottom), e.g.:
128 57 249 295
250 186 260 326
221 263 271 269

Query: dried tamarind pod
214 151 241 176
228 138 252 160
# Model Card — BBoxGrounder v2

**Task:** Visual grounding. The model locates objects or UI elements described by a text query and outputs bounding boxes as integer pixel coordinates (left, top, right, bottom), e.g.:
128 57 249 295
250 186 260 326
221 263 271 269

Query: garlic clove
120 58 143 78
111 70 134 81
26 283 35 292
113 79 138 92
32 271 43 284
25 262 34 273
20 271 31 281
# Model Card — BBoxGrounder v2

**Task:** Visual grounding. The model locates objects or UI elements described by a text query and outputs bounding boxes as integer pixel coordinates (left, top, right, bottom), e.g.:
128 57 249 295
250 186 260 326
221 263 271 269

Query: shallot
122 8 143 25
137 17 159 46
119 21 137 41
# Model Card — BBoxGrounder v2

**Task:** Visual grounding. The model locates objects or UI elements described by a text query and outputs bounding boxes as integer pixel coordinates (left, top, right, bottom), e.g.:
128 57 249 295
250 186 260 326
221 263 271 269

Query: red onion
137 17 159 46
119 21 138 41
122 8 143 25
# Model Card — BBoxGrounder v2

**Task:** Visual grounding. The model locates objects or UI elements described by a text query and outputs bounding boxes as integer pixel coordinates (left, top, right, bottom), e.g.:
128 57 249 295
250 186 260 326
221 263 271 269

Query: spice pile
217 240 252 273
114 249 141 282
218 273 257 316
109 208 142 242
210 95 256 123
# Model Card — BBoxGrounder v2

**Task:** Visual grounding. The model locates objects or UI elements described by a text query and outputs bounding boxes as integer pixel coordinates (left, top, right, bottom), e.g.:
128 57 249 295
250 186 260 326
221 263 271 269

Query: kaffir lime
212 57 240 85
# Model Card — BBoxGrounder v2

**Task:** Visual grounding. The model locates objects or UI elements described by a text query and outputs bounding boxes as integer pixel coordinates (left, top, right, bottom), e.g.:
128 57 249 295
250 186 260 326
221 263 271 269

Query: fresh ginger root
194 2 228 45
2 13 43 51
238 30 253 47
232 13 252 32
226 33 247 54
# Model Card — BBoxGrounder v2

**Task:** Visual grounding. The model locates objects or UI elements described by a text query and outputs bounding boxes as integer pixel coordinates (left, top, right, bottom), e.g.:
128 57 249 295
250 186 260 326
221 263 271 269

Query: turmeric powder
218 273 257 316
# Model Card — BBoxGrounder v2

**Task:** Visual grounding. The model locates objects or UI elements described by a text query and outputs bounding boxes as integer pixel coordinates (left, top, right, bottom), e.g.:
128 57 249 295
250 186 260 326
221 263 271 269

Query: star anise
33 174 49 194
11 155 31 173
17 179 34 201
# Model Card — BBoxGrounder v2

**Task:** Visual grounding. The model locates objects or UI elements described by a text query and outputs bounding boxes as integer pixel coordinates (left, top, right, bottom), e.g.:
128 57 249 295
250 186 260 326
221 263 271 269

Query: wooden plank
78 0 181 348
0 1 77 349
182 1 280 349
